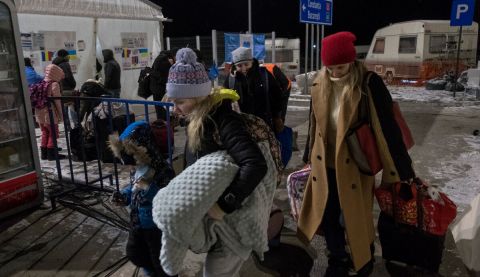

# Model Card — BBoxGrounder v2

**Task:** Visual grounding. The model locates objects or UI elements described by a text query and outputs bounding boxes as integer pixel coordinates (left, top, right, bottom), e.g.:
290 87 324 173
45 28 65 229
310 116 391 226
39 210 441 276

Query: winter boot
325 256 351 277
47 148 66 161
40 147 47 160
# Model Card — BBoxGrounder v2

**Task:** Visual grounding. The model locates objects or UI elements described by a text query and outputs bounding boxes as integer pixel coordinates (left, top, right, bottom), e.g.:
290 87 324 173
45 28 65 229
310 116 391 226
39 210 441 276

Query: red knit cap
321 31 357 66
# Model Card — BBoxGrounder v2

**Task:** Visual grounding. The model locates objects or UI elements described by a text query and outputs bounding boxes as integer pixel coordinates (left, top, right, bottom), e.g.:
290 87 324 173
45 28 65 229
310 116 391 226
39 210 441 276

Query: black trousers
126 228 174 277
320 168 348 260
153 92 167 120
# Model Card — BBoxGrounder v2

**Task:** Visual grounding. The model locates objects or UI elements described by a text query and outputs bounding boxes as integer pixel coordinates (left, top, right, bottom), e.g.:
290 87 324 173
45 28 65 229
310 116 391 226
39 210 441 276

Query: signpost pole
310 24 314 72
321 25 324 68
300 0 333 93
450 0 475 97
316 24 320 70
248 0 252 33
454 26 463 97
304 23 309 95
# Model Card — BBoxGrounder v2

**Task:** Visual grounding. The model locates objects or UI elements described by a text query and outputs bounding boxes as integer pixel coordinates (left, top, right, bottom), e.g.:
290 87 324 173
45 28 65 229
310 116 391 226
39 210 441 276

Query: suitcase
378 211 445 273
286 165 311 221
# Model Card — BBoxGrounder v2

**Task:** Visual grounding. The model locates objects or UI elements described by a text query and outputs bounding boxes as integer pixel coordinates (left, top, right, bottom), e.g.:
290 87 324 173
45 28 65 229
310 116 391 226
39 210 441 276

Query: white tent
16 0 167 99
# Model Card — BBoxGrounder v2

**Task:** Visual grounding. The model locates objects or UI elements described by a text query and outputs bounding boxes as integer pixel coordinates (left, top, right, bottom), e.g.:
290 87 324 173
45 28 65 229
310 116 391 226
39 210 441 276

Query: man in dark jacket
150 50 174 119
52 49 76 91
53 49 77 128
263 63 291 122
102 49 121 98
223 47 284 133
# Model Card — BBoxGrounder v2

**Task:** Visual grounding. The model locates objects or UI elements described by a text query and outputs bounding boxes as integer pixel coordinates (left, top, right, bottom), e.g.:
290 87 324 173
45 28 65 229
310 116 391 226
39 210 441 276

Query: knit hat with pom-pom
166 48 212 99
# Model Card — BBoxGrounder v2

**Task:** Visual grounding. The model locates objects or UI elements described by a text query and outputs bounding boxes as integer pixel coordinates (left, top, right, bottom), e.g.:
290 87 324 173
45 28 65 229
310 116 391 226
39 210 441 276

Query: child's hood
44 64 65 82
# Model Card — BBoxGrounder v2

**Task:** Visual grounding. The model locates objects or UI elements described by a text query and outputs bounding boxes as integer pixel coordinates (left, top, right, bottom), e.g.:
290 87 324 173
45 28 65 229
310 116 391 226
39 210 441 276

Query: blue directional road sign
299 0 333 25
450 0 475 26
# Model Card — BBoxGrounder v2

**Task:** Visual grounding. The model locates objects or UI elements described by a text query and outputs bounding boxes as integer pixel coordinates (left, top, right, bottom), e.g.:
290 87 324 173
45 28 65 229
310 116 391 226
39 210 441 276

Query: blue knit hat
166 48 212 99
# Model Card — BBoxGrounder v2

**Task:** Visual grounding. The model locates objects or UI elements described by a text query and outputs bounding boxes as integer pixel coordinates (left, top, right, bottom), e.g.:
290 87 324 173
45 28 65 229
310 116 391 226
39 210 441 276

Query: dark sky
152 0 478 45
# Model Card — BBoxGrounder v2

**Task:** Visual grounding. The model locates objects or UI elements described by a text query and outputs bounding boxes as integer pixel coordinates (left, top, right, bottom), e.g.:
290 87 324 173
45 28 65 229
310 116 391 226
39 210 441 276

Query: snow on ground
389 85 480 104
427 134 480 212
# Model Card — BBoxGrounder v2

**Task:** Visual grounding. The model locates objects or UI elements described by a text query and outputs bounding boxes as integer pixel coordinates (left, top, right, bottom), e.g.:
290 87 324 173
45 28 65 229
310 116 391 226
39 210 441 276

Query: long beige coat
297 73 403 271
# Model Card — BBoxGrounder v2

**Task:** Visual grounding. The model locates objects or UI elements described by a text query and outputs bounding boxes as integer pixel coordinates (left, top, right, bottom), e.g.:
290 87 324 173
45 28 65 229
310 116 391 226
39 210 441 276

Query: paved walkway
1 99 478 276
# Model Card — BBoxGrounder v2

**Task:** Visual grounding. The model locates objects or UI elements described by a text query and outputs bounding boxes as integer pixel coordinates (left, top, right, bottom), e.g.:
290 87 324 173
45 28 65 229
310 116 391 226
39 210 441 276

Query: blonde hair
186 88 223 152
318 60 367 97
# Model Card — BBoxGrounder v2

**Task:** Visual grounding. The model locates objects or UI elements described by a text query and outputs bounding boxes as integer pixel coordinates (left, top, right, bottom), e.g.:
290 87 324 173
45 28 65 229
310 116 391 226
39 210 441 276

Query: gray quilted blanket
152 141 278 275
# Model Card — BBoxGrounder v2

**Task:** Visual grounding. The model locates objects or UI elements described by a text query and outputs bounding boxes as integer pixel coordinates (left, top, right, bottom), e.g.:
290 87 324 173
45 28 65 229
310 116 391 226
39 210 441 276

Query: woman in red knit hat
297 32 415 276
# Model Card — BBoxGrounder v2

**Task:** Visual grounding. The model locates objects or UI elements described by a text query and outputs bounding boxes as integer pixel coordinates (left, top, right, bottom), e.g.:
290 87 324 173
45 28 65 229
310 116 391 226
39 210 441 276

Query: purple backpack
29 80 52 109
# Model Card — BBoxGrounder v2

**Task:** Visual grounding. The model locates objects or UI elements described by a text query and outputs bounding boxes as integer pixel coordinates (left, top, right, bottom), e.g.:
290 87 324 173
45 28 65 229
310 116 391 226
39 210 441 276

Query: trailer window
399 36 417 54
429 35 446 53
265 49 294 63
373 38 385 54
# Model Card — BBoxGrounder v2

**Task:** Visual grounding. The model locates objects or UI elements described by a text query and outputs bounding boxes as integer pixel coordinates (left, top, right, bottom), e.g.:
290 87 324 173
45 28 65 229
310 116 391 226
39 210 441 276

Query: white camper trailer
264 38 300 80
364 20 478 84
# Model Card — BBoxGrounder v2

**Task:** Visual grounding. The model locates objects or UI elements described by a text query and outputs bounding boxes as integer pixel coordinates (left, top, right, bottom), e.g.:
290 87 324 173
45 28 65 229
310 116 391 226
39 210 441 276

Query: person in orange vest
263 63 291 122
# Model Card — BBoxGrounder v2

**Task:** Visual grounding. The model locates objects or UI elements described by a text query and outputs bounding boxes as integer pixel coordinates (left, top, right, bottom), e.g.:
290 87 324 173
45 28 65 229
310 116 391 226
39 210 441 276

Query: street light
248 0 252 33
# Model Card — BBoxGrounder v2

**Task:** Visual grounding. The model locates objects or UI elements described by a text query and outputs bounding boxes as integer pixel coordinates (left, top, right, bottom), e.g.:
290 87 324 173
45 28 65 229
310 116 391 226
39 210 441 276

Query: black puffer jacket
185 100 268 214
223 59 283 127
52 56 76 90
102 49 121 90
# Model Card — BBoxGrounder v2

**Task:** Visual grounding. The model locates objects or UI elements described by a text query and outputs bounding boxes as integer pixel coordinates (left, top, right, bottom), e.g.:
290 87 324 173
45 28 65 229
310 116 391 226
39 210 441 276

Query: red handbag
346 72 414 175
375 178 457 236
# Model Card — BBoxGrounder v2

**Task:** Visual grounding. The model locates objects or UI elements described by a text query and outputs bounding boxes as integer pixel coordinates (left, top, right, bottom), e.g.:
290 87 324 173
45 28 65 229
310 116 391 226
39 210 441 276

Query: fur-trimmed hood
108 121 170 177
109 133 152 166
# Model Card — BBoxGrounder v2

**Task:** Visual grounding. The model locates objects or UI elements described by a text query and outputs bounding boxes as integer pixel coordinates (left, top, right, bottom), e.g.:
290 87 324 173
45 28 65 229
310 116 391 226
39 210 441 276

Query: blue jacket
122 181 161 229
25 66 43 86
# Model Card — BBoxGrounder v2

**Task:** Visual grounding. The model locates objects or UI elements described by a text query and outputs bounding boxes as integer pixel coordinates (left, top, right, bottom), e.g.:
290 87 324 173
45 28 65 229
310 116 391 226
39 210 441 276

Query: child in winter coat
35 64 66 161
109 121 175 277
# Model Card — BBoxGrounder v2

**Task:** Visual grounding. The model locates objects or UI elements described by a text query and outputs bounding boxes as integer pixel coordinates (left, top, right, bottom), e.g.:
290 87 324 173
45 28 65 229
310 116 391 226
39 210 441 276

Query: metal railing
46 96 174 208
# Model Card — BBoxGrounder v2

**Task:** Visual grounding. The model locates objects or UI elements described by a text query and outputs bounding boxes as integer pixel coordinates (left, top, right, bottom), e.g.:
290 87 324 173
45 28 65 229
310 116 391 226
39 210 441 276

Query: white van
364 20 478 84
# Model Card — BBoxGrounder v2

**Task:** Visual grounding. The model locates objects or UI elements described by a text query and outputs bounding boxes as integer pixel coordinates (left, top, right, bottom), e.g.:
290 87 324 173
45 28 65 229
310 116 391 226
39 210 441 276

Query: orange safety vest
263 63 291 90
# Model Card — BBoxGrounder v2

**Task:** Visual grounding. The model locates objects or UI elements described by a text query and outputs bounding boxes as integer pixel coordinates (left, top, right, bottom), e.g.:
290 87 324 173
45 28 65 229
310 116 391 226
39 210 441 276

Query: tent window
373 38 385 54
399 36 417 54
429 35 446 53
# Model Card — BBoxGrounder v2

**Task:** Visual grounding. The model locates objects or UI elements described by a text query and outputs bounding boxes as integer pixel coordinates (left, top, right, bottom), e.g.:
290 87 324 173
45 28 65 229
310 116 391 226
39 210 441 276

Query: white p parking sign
450 0 475 26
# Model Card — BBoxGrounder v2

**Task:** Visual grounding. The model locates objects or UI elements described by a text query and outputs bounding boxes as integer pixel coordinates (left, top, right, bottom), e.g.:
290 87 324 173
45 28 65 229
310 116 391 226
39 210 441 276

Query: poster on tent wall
21 33 45 68
115 32 150 70
21 31 79 73
224 33 266 63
